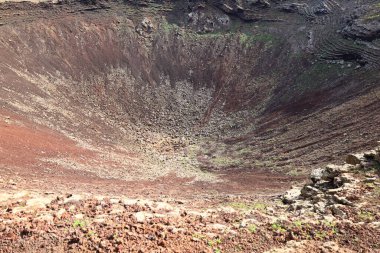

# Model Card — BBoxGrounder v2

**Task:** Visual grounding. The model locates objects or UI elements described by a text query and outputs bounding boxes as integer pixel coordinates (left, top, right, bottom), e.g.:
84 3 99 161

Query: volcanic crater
0 0 379 198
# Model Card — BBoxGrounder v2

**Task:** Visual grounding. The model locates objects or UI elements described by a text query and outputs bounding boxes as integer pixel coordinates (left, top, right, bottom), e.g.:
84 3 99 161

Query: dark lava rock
342 18 380 41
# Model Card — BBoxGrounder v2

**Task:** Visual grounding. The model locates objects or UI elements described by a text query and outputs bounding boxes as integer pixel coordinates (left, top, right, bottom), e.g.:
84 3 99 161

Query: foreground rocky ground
1 144 379 252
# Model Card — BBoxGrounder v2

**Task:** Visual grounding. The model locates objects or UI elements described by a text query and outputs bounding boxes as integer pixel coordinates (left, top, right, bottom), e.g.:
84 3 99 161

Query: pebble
56 209 66 219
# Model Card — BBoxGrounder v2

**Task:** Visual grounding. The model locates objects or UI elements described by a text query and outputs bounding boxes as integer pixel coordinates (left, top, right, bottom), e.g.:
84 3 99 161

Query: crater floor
0 0 379 200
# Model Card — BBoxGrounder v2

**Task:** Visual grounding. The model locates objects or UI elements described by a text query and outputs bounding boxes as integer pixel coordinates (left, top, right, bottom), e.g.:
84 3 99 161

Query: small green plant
73 219 87 229
239 33 250 47
271 222 286 233
323 220 338 234
214 249 222 253
253 203 266 211
293 220 303 228
315 230 327 240
208 238 222 247
247 224 257 233
322 220 335 227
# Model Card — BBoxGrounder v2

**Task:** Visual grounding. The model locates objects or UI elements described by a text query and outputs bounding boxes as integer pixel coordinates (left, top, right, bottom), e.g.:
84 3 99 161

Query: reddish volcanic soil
0 109 299 200
0 109 92 167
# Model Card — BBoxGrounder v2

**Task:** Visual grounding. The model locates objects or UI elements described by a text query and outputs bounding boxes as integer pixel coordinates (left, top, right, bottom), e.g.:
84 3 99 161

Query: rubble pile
283 143 380 217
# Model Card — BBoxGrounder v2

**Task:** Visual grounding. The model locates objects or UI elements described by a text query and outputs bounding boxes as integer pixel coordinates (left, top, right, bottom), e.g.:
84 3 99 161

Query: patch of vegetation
278 62 353 105
271 222 287 234
161 20 180 33
297 63 345 92
315 230 328 240
228 202 267 212
293 220 303 228
210 156 242 168
239 33 250 46
254 160 277 170
374 186 380 197
144 2 173 13
358 211 375 222
270 220 339 242
364 13 380 21
195 32 226 39
235 147 252 156
239 32 278 48
286 168 305 177
73 219 87 229
247 224 257 234
208 238 222 247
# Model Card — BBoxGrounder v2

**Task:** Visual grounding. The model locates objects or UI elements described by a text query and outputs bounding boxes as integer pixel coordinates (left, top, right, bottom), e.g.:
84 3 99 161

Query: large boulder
282 188 301 204
310 168 324 183
322 164 349 180
346 154 364 165
334 173 357 187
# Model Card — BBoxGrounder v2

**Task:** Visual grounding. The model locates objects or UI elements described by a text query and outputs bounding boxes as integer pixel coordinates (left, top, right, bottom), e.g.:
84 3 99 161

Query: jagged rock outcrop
283 142 380 217
341 4 380 41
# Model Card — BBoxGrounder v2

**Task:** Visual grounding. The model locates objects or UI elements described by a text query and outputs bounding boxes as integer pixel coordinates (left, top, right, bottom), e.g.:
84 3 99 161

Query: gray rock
56 209 66 219
282 188 301 204
301 185 321 198
361 160 378 168
280 3 308 13
35 214 54 223
332 195 353 206
322 164 348 180
310 168 324 183
326 187 344 194
330 204 346 218
311 193 325 203
342 18 380 41
133 212 153 223
313 201 327 214
346 154 364 165
64 194 82 204
364 177 377 183
371 222 380 229
334 173 356 187
288 200 313 211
